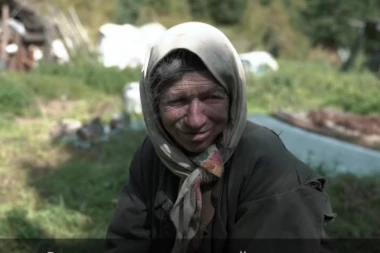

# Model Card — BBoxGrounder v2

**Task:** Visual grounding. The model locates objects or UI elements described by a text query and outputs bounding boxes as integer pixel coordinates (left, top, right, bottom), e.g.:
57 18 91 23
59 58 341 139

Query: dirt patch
38 99 84 118
15 99 84 126
87 101 116 116
15 117 44 126
16 99 120 126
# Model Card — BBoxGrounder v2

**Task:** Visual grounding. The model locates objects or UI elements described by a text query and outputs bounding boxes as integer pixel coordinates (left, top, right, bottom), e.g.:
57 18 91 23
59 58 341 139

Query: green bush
299 0 380 49
238 1 310 59
323 172 380 238
0 74 35 116
0 72 93 117
36 61 141 95
115 0 143 24
187 0 209 19
207 0 247 25
326 73 380 114
4 73 90 100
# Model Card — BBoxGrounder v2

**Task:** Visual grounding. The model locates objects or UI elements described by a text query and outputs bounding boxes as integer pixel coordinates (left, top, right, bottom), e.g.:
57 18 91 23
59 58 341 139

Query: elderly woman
105 22 335 253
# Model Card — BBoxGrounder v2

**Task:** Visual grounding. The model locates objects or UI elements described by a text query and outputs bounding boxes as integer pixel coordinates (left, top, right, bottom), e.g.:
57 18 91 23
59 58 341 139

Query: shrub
0 74 34 116
207 0 247 25
187 0 209 19
299 0 380 50
323 172 380 238
36 61 141 95
0 72 93 117
238 1 310 59
115 0 144 24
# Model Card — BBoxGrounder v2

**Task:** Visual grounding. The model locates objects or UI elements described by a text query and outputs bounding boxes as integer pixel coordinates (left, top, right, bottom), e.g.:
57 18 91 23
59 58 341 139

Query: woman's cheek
162 107 185 123
206 102 229 118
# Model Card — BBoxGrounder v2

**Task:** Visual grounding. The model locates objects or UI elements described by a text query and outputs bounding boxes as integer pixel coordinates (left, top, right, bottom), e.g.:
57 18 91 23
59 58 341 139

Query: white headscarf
139 22 247 252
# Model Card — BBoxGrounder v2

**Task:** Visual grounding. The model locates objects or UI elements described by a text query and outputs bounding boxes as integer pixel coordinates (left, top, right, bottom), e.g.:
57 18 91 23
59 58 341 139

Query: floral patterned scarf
170 145 224 252
139 22 247 253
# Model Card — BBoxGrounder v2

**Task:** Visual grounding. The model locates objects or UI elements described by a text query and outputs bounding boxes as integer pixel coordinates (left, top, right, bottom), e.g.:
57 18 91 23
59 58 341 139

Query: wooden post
68 6 90 47
53 8 78 50
60 11 81 49
47 6 75 57
341 25 365 72
0 4 10 65
43 19 55 64
50 17 73 59
15 34 24 71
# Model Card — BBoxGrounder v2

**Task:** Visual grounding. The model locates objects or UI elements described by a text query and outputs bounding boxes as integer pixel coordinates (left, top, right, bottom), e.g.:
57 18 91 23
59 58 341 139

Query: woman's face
159 71 229 153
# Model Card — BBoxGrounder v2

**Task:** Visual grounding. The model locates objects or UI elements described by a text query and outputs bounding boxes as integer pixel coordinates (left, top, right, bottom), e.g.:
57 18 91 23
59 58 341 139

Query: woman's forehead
166 72 224 93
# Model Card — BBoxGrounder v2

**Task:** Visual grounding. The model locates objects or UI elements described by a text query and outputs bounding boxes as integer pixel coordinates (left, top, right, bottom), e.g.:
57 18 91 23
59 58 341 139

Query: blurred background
0 0 379 251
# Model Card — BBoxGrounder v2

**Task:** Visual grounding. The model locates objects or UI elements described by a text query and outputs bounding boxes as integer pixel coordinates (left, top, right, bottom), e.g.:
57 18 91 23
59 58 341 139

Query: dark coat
105 121 335 253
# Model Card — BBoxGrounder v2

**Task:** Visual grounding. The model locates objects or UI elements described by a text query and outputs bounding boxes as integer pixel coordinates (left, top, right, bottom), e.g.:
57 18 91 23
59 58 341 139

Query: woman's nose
185 100 206 129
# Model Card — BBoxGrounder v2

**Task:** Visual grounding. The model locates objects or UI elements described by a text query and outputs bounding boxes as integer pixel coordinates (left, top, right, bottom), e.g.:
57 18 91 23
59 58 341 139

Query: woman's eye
168 98 186 105
206 94 222 100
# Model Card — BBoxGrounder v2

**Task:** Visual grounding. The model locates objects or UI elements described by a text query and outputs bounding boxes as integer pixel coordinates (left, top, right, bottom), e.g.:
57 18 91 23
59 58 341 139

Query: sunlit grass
0 60 379 251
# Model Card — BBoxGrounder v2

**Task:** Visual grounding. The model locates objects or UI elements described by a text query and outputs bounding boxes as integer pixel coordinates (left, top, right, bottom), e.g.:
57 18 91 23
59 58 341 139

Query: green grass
0 60 379 252
246 59 380 115
0 61 143 247
0 123 146 252
0 88 146 252
0 60 139 119
2 58 378 119
0 128 146 238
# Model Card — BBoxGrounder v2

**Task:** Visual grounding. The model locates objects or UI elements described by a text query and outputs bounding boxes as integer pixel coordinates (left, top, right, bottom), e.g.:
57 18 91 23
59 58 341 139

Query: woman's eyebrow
165 81 225 97
208 85 227 94
166 87 187 97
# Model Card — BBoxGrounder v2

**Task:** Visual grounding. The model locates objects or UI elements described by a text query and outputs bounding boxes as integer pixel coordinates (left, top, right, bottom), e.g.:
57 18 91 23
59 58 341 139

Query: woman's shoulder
137 135 157 158
130 135 162 176
230 121 322 199
237 120 288 157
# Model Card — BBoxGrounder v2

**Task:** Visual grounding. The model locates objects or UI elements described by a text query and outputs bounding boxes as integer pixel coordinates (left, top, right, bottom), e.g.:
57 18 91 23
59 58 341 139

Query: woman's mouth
183 130 211 142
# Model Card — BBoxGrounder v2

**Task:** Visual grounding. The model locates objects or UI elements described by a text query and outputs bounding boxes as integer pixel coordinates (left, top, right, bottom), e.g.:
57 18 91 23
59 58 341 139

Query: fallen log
273 109 380 151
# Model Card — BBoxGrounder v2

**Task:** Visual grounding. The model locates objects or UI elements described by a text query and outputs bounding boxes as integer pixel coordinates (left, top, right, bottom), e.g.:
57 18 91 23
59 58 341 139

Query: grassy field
0 60 379 252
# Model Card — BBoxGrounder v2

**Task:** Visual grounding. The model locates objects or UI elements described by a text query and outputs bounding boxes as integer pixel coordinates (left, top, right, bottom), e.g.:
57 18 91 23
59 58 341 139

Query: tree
299 0 380 50
115 0 145 24
299 0 357 49
207 0 248 25
187 0 209 19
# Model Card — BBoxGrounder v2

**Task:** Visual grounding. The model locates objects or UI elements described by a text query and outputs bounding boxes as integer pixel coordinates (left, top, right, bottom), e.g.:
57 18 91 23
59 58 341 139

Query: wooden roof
0 0 49 44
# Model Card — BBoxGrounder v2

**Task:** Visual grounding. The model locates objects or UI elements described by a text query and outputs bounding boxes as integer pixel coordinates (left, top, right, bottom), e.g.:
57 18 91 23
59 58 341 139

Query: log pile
273 109 380 151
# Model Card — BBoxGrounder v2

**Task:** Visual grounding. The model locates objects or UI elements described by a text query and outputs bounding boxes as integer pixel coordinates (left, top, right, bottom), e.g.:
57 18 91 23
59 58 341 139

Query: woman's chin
180 140 213 154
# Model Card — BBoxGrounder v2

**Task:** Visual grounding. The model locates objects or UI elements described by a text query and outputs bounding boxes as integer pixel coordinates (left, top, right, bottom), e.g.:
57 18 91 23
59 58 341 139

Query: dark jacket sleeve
227 127 336 253
105 141 151 253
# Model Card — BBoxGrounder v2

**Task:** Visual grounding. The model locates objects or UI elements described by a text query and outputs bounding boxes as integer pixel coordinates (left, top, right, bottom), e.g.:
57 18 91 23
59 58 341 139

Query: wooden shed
0 0 54 71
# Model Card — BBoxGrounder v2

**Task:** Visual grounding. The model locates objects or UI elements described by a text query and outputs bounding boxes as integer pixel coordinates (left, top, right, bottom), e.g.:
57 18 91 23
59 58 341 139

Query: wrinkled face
159 71 229 154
